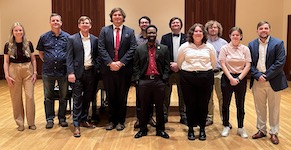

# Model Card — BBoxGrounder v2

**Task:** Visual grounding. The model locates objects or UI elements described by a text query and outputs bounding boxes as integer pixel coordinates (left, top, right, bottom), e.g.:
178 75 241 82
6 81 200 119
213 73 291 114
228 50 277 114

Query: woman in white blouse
177 23 216 141
219 27 251 138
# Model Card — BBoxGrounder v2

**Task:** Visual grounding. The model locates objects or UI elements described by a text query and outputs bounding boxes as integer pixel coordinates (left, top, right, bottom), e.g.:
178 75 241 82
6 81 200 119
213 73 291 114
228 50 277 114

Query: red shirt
145 44 159 75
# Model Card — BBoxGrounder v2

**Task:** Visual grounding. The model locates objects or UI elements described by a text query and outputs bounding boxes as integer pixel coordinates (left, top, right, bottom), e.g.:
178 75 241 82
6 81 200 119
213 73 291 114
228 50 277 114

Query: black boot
199 128 206 141
188 127 195 140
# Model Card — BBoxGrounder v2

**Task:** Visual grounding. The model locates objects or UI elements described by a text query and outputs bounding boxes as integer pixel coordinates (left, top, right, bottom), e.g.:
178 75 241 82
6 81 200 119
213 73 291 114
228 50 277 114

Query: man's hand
170 62 179 72
68 73 76 83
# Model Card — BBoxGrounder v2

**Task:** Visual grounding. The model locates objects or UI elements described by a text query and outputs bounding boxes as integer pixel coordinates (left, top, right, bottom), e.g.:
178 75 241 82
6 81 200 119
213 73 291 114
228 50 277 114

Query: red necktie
115 27 120 61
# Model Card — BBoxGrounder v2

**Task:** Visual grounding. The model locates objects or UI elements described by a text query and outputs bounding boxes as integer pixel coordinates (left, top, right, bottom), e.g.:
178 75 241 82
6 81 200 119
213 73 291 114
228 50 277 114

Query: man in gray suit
66 16 99 137
99 8 136 131
249 21 288 145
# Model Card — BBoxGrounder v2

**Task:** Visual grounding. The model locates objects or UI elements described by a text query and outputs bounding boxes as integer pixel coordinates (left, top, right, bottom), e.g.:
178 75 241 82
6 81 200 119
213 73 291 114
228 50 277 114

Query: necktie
115 27 120 61
173 34 179 37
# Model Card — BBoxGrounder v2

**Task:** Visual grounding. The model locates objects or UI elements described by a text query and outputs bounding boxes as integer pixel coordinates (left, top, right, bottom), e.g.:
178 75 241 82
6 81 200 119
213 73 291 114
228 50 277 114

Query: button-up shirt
36 30 70 77
146 44 159 75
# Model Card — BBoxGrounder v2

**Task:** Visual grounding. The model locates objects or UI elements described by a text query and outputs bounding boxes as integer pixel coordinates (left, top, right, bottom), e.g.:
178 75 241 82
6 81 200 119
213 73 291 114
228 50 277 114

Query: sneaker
46 122 54 129
237 128 248 138
221 126 230 137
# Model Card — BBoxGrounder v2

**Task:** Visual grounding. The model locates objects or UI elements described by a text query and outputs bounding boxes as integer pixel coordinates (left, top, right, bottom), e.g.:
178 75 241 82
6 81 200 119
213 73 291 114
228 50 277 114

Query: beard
147 36 156 42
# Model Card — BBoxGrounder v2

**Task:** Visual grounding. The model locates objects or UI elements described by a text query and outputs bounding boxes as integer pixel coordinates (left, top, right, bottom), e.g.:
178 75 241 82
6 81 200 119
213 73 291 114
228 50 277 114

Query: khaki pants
9 62 35 127
252 80 280 135
207 71 223 122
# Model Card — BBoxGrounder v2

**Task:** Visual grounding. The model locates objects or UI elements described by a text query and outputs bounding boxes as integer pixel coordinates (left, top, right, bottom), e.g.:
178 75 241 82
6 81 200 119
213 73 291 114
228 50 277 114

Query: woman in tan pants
3 22 37 131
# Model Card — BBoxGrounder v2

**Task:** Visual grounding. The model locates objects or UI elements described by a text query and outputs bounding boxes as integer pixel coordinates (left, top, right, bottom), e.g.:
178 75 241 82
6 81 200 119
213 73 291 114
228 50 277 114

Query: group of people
3 7 287 145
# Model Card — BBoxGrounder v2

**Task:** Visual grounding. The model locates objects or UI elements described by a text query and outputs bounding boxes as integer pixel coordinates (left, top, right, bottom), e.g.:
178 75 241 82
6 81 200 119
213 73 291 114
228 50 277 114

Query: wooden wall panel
52 0 105 36
283 15 291 80
185 0 236 42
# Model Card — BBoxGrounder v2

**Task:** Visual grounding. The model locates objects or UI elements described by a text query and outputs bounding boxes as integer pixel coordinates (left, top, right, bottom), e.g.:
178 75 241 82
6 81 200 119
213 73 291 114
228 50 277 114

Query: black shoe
134 131 147 138
46 122 54 129
148 118 156 127
180 118 188 125
59 121 68 127
199 129 206 141
134 120 140 129
188 130 195 140
156 130 170 139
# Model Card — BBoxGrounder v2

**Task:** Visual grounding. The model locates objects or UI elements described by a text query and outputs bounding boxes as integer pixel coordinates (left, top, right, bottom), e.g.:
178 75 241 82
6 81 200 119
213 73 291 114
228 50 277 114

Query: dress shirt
113 25 123 49
177 42 216 71
145 44 159 75
80 32 93 67
257 37 270 73
172 33 181 62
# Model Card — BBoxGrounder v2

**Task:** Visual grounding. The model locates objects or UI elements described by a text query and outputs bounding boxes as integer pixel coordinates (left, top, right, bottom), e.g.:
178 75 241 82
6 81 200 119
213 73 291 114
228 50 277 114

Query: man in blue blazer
66 16 99 137
248 21 288 145
160 17 187 125
99 8 137 131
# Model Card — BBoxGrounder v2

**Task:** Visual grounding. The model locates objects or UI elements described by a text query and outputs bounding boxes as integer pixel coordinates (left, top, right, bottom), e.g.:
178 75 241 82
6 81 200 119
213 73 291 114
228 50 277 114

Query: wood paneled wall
185 0 236 42
52 0 105 36
284 15 291 80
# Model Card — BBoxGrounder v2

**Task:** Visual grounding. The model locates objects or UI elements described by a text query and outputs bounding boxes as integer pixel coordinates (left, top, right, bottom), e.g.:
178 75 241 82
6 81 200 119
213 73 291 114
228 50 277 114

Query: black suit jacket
133 43 170 82
160 33 187 62
66 33 99 79
98 25 137 75
248 36 288 91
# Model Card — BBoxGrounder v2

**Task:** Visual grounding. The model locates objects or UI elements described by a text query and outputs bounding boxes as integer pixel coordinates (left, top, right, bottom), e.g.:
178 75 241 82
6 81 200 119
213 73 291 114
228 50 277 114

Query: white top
172 33 181 62
80 32 92 67
257 37 270 73
113 25 123 49
177 42 216 71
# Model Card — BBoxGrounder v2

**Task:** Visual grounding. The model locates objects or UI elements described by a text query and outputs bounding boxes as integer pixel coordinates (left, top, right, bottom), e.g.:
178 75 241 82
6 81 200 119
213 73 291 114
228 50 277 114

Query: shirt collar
113 24 123 31
258 36 270 44
80 32 90 39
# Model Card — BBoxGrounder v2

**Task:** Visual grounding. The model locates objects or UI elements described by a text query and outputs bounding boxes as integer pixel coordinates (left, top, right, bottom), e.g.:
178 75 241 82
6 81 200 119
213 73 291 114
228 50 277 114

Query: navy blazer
98 25 137 74
160 32 187 62
248 36 288 91
66 33 99 79
133 43 170 82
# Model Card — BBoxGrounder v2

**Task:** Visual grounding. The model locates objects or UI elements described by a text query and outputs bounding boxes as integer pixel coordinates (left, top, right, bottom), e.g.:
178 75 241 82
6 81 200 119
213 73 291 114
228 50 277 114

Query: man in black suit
160 17 187 125
134 25 170 139
66 16 99 137
99 8 137 131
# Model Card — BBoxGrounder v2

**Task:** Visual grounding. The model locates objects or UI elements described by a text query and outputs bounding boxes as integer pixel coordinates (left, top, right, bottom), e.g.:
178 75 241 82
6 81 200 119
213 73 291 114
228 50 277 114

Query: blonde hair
8 22 31 58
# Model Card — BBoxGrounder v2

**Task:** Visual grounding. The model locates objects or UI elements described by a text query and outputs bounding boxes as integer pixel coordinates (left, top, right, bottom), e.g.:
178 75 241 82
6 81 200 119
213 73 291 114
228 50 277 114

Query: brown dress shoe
270 134 279 144
74 127 81 138
80 121 96 128
252 131 266 139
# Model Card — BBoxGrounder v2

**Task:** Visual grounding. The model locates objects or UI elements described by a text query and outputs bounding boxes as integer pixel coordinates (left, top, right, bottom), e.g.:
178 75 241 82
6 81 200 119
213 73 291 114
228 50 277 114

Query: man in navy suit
160 17 187 125
99 8 137 131
133 25 170 139
66 16 99 137
249 21 288 145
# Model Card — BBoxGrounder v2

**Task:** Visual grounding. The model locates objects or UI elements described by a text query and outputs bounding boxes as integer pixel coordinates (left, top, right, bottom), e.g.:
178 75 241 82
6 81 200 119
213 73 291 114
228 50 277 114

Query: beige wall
1 0 291 54
0 0 51 55
236 0 284 45
105 0 185 41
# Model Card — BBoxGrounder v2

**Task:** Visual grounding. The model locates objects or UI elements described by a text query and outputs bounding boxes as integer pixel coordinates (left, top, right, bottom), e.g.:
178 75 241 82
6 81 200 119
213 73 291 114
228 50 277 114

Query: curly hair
187 23 207 44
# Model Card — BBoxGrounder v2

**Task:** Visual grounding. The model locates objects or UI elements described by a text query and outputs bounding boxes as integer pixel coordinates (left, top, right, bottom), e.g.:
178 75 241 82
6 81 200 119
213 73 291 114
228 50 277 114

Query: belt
213 68 222 73
142 74 160 80
84 66 93 70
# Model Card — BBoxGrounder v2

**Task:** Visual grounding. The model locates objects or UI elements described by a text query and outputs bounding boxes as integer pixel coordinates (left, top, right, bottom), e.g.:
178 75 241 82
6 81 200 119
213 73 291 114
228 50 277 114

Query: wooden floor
0 79 291 150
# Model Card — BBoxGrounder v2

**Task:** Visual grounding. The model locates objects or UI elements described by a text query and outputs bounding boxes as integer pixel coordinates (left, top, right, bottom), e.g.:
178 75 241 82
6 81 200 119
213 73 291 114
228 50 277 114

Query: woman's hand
5 76 15 87
31 73 37 84
230 77 239 86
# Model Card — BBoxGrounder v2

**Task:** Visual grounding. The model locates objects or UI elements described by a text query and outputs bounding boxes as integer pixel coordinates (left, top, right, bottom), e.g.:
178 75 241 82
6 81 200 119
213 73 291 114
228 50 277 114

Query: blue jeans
42 75 68 123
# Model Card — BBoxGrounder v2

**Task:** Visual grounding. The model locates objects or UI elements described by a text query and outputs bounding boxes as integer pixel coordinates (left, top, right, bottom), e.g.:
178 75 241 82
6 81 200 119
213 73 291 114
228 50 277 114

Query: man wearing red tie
98 7 137 131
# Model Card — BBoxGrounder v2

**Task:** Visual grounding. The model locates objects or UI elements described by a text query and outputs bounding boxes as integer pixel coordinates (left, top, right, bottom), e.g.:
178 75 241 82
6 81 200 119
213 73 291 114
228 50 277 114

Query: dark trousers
221 73 246 128
72 68 97 127
180 70 213 129
135 86 154 121
102 70 131 125
138 78 166 132
164 72 186 120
